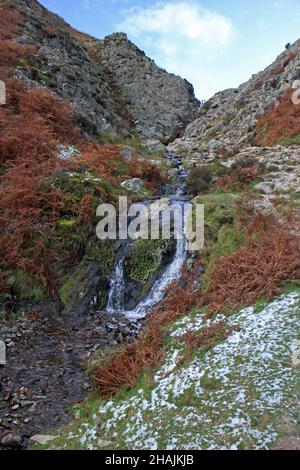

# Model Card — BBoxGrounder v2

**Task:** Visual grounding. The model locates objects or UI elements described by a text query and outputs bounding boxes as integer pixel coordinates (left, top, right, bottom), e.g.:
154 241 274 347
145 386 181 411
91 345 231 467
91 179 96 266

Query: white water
106 234 187 320
126 234 187 320
106 252 126 314
106 192 189 320
106 153 190 320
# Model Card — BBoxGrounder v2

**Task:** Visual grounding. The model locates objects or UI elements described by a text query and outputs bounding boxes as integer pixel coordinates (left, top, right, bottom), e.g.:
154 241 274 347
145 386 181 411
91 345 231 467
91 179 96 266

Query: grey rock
30 434 58 445
95 33 200 142
1 432 23 449
168 39 300 159
13 0 199 142
98 438 113 447
121 146 135 160
0 340 6 365
121 178 143 193
142 139 166 153
255 182 275 194
64 261 110 326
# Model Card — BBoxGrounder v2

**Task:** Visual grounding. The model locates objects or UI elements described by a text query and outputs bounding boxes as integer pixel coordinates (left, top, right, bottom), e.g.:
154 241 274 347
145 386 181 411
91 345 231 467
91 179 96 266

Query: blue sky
39 0 300 99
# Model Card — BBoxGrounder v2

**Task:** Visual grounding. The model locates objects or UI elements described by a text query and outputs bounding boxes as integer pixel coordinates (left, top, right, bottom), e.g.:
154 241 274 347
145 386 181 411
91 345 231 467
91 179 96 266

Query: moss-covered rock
60 261 91 307
84 238 118 276
125 239 174 283
59 260 109 316
124 238 175 306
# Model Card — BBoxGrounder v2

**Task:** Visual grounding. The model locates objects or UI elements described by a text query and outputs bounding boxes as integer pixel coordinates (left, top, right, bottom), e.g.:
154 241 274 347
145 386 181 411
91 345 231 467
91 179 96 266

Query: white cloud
117 1 235 99
119 1 234 47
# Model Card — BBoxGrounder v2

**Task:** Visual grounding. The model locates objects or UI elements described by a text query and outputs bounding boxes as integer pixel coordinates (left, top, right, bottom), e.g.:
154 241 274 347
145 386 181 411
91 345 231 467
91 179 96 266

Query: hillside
169 39 300 159
9 0 199 142
0 0 300 452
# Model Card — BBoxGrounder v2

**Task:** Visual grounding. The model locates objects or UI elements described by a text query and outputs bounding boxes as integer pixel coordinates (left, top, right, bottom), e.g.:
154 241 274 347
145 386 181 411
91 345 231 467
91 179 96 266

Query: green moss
198 193 237 235
84 238 117 276
209 161 229 177
280 134 300 146
56 219 77 228
97 132 125 145
196 193 245 287
283 281 300 294
59 260 92 307
17 57 31 69
6 270 46 302
50 171 102 202
234 99 246 110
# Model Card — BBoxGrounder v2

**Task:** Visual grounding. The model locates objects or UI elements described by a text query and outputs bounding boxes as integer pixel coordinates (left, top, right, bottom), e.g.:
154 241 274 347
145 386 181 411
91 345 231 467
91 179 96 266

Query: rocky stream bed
0 311 139 449
0 151 189 450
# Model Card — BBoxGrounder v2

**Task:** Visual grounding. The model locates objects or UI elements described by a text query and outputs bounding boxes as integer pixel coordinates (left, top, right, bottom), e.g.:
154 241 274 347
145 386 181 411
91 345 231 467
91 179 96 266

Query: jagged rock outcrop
11 0 132 136
8 0 199 141
168 39 300 160
85 32 200 143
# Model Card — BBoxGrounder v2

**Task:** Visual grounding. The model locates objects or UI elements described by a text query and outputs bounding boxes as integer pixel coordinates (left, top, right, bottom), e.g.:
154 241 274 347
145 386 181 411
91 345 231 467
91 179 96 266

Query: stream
106 152 190 320
0 152 190 449
106 196 189 321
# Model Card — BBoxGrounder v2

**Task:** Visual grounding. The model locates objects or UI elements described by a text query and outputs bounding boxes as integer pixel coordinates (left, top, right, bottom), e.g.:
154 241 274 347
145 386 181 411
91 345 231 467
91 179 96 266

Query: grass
280 134 300 146
6 270 46 303
32 291 300 450
195 192 245 287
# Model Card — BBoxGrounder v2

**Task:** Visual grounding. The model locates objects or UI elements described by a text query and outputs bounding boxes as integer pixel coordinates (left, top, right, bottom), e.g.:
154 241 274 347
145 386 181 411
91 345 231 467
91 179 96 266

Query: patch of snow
68 292 300 450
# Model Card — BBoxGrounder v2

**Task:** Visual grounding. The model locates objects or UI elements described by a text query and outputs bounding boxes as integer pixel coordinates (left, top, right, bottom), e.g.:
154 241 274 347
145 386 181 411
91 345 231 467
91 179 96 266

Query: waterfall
106 252 126 313
106 233 187 320
106 152 190 321
124 234 187 320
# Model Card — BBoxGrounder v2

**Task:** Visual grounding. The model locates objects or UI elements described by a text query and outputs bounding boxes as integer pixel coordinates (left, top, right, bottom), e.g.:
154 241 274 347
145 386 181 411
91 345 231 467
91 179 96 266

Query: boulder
1 433 23 449
60 260 110 326
31 434 58 445
142 139 166 153
121 178 143 193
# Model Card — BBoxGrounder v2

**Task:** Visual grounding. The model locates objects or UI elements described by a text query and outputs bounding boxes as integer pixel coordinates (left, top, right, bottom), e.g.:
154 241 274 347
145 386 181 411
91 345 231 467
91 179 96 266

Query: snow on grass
65 292 300 450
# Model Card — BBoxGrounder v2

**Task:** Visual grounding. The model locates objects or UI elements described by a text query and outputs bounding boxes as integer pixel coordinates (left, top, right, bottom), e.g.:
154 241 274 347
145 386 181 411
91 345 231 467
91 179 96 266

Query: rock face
10 0 199 141
168 39 300 159
12 0 132 136
59 260 110 326
89 33 200 142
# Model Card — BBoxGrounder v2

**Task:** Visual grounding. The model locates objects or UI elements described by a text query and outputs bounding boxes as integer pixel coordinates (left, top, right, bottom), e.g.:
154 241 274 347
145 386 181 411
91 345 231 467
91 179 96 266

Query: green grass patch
6 270 46 303
280 134 300 146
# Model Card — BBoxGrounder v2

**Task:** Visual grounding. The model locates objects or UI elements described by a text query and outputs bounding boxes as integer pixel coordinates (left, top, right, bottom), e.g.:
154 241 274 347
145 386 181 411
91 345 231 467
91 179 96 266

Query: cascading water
106 219 188 320
106 252 126 314
124 233 187 320
106 152 190 321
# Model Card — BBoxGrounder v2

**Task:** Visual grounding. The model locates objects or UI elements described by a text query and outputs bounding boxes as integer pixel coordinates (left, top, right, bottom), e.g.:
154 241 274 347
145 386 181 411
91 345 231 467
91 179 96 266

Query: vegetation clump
125 239 174 284
186 165 214 195
256 88 300 146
